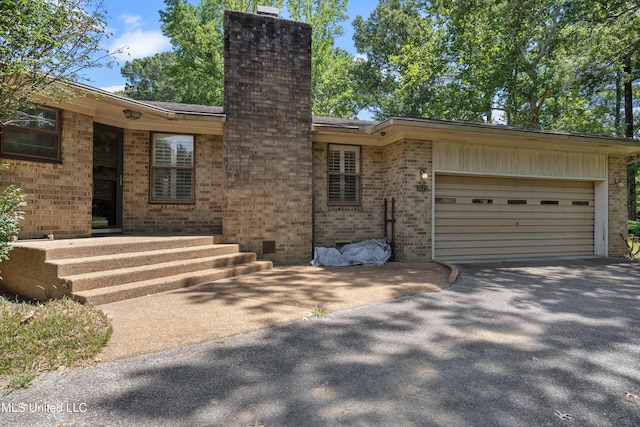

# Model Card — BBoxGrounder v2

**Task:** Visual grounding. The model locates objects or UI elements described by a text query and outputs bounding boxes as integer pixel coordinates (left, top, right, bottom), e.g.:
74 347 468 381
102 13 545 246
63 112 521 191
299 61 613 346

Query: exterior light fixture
123 109 142 120
614 178 625 188
419 169 429 181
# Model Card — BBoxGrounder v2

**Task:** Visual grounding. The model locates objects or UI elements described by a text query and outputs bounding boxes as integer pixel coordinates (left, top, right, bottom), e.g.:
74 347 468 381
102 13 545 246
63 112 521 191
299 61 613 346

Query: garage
434 174 595 261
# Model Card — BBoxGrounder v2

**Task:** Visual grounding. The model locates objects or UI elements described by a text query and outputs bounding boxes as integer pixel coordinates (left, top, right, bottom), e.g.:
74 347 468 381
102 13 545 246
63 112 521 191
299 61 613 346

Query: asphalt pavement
2 258 639 426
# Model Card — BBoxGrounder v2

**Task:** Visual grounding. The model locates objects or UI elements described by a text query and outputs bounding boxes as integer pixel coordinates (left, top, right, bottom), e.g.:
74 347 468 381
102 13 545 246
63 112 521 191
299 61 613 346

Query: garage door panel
435 196 594 207
435 188 594 200
436 227 593 238
436 175 594 189
437 237 594 250
437 232 594 242
435 210 595 220
435 218 594 227
439 244 595 257
434 175 595 260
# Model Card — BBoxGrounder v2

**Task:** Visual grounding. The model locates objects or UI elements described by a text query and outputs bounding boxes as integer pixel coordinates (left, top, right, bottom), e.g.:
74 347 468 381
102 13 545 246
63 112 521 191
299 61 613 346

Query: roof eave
372 117 640 155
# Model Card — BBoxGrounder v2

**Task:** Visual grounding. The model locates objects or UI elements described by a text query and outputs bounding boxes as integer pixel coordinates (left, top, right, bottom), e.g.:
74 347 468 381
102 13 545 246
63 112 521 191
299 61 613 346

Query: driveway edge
433 259 459 284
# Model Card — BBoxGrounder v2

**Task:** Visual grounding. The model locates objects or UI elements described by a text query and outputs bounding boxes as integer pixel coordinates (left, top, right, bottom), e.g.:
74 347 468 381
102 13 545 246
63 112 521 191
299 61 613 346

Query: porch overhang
39 82 226 135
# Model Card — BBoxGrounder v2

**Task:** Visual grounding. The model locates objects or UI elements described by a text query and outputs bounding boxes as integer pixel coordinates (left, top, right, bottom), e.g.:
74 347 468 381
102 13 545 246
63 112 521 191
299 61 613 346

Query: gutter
69 81 226 122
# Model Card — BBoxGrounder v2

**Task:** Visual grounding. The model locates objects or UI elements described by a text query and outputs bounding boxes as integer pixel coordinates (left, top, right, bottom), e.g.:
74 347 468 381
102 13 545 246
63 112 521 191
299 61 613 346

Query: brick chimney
222 9 313 263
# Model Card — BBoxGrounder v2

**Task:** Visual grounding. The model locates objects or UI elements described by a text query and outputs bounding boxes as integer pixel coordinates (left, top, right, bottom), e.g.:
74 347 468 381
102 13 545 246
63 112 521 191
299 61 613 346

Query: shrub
0 164 26 275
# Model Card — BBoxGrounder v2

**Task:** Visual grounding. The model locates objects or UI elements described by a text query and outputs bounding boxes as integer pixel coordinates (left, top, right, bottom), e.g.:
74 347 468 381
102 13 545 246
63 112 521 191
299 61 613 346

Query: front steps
0 236 272 305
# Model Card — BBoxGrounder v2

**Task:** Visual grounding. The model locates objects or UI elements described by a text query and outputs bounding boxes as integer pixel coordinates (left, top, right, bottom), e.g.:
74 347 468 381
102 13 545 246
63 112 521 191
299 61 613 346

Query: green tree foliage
122 0 361 117
352 0 435 120
0 0 115 124
119 52 180 102
157 0 285 106
353 0 640 135
287 0 360 117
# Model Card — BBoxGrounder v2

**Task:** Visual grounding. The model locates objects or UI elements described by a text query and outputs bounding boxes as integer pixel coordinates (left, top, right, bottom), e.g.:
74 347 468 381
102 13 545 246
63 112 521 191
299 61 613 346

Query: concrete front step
52 244 241 276
31 235 221 261
63 252 259 292
74 261 273 305
1 235 273 303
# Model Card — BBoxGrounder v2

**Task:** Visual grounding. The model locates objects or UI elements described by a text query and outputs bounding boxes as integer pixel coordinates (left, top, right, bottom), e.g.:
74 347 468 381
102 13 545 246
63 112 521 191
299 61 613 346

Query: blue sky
82 0 376 92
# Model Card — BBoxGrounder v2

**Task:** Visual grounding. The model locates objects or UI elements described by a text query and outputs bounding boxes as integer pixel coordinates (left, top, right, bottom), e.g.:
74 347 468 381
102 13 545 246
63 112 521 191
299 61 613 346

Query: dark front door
92 123 124 233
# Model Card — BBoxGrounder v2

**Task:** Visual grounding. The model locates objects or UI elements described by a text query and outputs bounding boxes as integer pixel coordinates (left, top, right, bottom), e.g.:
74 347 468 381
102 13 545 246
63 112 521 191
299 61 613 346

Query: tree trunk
624 57 638 220
615 71 622 131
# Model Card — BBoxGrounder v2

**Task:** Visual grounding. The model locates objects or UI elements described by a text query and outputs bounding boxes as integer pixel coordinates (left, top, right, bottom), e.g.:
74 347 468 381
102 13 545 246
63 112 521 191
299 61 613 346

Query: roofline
68 81 226 122
61 82 640 154
373 117 640 154
373 117 636 144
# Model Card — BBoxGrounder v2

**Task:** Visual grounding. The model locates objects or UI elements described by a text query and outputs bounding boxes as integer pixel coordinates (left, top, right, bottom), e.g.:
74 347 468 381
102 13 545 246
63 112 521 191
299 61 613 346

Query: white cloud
121 13 143 28
107 14 171 61
100 85 125 93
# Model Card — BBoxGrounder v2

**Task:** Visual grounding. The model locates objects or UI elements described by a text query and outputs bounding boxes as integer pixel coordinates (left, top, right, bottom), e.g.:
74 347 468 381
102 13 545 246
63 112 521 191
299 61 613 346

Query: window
435 198 456 204
1 106 60 161
328 144 361 205
151 133 194 203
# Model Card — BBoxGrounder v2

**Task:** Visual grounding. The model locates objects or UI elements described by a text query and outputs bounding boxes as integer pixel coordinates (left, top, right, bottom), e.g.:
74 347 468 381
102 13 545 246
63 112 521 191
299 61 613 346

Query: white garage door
434 175 595 261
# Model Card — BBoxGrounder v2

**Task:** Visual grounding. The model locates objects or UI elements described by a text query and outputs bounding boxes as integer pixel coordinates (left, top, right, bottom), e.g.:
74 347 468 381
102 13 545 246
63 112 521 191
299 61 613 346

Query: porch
0 235 272 304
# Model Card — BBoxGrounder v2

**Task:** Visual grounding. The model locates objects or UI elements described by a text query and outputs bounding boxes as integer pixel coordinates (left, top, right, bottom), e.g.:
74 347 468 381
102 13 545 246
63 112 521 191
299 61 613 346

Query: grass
630 238 640 260
624 234 640 260
0 294 112 389
310 305 328 318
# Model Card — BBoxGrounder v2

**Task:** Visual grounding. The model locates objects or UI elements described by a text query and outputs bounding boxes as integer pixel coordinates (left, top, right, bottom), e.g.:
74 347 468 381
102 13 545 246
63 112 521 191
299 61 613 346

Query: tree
352 0 437 120
287 0 360 117
121 0 360 117
0 0 116 124
353 0 640 132
119 52 181 102
157 0 284 106
568 0 640 218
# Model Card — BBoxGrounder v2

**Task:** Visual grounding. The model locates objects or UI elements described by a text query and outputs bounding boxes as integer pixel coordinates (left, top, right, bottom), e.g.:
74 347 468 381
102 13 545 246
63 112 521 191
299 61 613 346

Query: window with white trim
151 133 194 203
328 144 360 205
1 106 60 162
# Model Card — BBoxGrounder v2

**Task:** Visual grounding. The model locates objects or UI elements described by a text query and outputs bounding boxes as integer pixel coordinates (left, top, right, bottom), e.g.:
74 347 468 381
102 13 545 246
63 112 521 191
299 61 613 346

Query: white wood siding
434 143 607 179
434 175 595 260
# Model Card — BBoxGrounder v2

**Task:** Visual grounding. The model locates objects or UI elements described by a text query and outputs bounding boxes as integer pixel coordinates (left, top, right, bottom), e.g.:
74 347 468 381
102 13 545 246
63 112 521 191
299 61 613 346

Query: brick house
1 9 639 269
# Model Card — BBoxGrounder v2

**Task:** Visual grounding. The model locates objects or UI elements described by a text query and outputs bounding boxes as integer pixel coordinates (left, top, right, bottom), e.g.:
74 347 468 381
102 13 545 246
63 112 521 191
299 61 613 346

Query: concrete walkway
98 262 452 362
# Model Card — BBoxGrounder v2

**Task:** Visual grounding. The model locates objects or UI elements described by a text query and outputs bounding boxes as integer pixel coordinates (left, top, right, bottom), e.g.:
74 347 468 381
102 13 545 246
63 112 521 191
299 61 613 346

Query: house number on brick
416 184 428 192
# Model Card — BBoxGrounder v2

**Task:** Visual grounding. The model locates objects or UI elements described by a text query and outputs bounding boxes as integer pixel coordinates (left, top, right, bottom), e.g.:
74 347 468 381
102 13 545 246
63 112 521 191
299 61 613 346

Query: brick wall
312 143 384 247
1 110 93 239
123 130 223 234
608 153 628 257
383 139 433 261
223 10 313 263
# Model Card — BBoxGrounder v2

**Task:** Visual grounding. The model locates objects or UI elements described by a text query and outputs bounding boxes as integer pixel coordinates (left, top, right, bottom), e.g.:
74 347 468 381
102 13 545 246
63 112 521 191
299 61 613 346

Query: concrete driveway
2 258 639 426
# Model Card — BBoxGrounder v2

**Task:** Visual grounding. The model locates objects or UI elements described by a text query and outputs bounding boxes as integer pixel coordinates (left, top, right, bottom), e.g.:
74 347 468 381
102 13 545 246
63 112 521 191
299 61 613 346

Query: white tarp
310 238 392 267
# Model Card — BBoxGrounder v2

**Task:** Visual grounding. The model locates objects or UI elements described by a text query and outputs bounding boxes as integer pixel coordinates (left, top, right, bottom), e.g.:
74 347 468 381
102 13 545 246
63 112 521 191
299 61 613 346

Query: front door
92 123 124 233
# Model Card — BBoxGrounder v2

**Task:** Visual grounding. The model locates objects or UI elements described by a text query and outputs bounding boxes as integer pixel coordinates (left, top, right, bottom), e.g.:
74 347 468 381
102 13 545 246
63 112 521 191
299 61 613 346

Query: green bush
0 164 26 275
